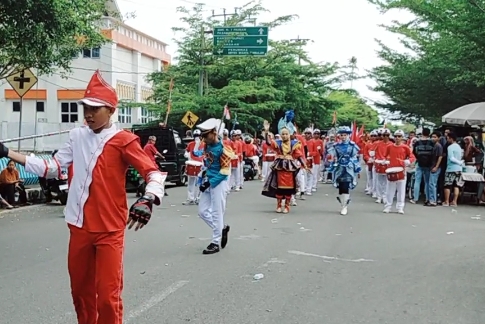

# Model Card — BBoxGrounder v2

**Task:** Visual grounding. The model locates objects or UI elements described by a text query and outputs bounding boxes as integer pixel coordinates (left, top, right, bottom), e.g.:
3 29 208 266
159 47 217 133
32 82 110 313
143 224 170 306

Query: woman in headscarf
261 113 308 214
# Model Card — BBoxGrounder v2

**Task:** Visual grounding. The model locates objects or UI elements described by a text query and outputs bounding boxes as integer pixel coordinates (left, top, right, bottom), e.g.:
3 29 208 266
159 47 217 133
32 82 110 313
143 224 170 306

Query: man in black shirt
428 131 443 206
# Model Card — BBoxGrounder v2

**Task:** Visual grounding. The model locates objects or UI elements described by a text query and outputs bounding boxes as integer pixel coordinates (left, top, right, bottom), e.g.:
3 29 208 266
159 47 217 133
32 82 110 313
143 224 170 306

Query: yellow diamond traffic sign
7 68 38 97
182 111 199 128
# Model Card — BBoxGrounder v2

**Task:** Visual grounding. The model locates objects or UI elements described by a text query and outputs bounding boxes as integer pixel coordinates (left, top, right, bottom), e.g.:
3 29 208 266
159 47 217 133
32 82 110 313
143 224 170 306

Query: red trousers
68 225 125 324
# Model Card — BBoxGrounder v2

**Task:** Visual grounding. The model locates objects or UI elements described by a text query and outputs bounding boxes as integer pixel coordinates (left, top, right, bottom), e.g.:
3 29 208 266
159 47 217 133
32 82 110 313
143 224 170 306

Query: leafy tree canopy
368 0 485 123
0 0 112 79
328 91 380 130
146 1 378 133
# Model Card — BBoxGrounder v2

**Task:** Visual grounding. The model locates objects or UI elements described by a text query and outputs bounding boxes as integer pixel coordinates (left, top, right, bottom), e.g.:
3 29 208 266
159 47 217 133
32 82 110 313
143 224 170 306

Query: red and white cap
78 70 118 109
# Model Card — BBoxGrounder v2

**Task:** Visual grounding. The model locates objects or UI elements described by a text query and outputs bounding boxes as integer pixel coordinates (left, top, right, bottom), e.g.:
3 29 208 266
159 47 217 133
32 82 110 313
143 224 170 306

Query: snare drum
306 157 313 168
265 154 276 162
385 167 405 182
185 161 203 176
375 163 387 174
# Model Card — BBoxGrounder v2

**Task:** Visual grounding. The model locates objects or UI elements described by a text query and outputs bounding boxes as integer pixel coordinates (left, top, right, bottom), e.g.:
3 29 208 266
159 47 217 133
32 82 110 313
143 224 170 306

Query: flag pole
163 78 174 125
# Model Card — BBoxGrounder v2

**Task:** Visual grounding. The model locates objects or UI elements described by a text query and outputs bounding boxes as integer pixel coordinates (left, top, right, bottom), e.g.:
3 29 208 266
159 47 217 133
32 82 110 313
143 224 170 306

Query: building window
36 102 45 112
12 101 20 112
61 102 79 123
140 108 155 124
82 48 100 58
118 107 132 123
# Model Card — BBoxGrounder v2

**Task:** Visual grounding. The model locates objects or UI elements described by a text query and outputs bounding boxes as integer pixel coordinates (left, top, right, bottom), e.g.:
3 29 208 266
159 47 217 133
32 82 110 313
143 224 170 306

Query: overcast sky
117 0 412 116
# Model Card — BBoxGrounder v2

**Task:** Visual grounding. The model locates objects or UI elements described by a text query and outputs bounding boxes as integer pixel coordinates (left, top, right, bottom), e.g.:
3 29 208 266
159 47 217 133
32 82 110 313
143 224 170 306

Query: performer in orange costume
383 129 415 214
0 71 166 324
262 116 307 213
373 128 393 204
229 130 243 191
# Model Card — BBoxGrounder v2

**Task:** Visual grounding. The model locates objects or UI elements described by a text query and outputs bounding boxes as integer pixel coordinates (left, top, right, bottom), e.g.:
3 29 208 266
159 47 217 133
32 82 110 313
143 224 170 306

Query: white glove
184 151 190 159
384 160 390 165
369 158 375 163
404 159 410 166
317 146 321 150
460 160 465 166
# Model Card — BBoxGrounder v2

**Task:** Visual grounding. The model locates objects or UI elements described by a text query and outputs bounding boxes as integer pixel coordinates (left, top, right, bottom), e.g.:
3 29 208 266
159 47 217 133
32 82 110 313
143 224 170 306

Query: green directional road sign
213 26 269 56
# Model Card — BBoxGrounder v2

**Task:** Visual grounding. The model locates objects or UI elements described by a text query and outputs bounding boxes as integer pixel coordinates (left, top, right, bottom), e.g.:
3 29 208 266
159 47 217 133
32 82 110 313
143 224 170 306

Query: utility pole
290 35 310 65
290 36 312 121
211 8 240 25
198 8 240 95
198 27 213 96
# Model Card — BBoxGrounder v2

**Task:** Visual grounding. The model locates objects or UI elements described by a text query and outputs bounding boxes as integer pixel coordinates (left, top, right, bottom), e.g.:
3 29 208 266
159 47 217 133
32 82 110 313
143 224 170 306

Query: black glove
199 181 210 193
0 142 8 158
128 195 154 228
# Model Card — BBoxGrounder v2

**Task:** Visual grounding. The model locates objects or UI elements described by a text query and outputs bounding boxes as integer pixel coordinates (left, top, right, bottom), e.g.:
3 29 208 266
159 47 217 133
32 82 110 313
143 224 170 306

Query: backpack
414 139 434 167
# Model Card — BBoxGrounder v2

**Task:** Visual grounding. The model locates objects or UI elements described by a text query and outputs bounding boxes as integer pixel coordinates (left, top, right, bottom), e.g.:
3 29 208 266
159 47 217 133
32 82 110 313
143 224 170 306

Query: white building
0 0 171 152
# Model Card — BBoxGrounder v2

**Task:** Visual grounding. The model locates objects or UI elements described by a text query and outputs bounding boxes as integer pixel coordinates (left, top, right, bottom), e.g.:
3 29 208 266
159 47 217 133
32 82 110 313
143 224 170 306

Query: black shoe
221 225 230 249
202 243 220 255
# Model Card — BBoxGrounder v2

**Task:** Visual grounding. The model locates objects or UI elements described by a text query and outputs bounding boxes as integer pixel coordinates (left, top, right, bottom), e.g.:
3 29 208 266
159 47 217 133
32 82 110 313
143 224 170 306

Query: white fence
0 121 132 152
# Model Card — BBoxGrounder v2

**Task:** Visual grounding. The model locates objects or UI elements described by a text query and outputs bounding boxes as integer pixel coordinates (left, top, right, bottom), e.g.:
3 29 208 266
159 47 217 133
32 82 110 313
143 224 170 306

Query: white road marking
125 280 189 322
288 250 374 263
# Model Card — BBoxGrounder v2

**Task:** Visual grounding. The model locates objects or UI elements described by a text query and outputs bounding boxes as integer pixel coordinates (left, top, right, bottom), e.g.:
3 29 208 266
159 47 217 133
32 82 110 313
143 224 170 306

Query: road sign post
182 111 199 129
213 26 269 56
6 69 38 151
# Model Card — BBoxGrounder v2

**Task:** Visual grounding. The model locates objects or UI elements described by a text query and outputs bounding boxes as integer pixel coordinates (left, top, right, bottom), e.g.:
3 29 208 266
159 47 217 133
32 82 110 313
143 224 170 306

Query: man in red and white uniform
183 129 205 205
230 130 243 191
304 128 316 195
0 70 166 324
383 129 414 214
312 129 324 191
243 137 259 178
374 128 393 204
261 133 275 181
363 130 378 195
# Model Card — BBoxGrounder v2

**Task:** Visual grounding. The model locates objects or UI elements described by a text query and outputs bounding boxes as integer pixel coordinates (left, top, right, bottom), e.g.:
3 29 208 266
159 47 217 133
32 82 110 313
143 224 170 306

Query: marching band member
294 131 307 198
243 136 259 178
363 130 378 195
327 126 361 215
374 128 392 203
323 134 336 183
383 130 414 214
230 130 243 191
235 129 245 190
312 129 324 191
261 133 276 181
194 118 234 254
183 129 204 205
262 119 307 213
0 70 166 323
222 129 232 146
304 128 316 195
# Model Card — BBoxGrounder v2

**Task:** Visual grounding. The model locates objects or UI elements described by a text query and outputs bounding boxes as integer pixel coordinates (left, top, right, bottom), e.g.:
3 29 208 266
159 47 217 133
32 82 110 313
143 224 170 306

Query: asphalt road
1 177 485 324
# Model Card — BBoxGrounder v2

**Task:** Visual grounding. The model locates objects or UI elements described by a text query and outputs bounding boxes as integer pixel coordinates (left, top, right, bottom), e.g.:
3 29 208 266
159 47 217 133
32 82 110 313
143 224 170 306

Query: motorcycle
38 169 69 205
243 157 256 181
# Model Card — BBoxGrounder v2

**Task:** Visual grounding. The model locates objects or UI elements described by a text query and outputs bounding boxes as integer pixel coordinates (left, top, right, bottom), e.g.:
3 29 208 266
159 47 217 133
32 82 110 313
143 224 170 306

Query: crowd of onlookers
402 128 483 206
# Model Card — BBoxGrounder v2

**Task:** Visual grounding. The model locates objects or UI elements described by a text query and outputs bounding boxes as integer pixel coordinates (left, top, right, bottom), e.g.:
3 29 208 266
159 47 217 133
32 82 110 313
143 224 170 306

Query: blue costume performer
327 126 361 215
194 118 235 254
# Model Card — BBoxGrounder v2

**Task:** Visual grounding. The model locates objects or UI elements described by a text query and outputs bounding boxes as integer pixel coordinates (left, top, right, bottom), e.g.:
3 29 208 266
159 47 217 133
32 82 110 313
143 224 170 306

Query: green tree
0 0 113 79
368 0 485 122
327 91 380 130
147 1 346 133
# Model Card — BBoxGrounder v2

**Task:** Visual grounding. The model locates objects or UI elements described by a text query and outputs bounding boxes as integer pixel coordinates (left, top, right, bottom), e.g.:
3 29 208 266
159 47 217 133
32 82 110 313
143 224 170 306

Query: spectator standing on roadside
427 131 443 206
411 128 434 204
